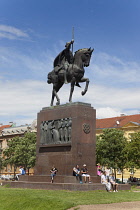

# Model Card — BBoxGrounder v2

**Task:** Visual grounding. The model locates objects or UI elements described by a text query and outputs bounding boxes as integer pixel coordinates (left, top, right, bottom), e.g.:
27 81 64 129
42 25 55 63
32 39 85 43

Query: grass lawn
0 186 140 210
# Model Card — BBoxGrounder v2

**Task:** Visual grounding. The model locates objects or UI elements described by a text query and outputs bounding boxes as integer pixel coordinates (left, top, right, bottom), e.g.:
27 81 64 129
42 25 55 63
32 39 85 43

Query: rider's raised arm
65 40 74 49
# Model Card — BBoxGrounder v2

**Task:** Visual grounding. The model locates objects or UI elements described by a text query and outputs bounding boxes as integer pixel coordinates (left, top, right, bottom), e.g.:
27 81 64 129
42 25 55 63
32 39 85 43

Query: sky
0 0 140 126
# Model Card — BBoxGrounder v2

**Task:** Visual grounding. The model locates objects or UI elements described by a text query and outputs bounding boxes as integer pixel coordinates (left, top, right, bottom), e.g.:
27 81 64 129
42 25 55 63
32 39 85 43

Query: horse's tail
47 72 53 84
47 71 58 84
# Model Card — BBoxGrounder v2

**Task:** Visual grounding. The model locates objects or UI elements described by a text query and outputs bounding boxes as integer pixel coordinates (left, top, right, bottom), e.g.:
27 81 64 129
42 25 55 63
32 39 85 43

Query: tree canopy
126 132 140 170
96 128 128 172
3 132 36 171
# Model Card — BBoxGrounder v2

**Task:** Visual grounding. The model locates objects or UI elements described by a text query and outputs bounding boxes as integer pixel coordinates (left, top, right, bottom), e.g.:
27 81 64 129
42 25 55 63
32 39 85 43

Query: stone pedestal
34 102 97 177
5 102 131 191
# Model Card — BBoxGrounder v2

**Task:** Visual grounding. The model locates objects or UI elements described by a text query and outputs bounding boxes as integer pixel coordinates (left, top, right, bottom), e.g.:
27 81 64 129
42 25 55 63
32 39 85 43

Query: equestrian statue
47 39 94 106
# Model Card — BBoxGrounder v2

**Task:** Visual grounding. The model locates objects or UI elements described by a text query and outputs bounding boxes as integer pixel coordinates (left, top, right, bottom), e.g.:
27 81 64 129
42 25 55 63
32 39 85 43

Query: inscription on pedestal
40 118 72 145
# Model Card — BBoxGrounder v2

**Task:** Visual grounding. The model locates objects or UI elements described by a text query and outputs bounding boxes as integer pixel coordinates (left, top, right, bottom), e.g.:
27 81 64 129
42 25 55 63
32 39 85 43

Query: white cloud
96 107 122 119
0 32 18 40
0 46 54 80
0 24 29 40
88 84 140 109
0 79 51 125
90 52 140 84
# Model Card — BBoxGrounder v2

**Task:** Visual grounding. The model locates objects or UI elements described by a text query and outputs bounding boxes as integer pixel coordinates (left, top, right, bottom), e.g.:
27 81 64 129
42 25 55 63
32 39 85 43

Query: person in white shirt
105 168 110 180
109 173 119 192
101 171 111 192
16 166 25 180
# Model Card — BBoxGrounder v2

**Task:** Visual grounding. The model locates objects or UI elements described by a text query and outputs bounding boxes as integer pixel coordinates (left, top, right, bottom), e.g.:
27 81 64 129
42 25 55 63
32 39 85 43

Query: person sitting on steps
81 164 91 183
16 166 25 181
101 171 111 192
50 165 58 183
73 164 83 184
109 173 119 192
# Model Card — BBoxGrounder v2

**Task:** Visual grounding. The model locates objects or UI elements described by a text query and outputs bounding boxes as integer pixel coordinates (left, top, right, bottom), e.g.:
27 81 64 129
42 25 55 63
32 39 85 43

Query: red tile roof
0 125 11 130
96 114 140 129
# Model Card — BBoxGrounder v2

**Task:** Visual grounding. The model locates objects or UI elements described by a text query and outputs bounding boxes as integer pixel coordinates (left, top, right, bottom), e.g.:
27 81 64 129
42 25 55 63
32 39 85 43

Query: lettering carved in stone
40 118 72 145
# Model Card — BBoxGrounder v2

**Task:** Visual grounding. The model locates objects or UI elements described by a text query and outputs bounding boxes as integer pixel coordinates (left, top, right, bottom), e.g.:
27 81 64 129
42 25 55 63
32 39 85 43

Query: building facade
0 120 37 176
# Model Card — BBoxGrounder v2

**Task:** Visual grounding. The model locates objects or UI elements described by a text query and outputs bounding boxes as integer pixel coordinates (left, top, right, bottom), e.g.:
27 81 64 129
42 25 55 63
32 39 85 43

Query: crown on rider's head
65 42 71 48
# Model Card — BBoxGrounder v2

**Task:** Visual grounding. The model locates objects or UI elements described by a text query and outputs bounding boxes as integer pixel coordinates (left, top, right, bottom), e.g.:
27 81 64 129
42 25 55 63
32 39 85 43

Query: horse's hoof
81 91 85 96
56 101 60 105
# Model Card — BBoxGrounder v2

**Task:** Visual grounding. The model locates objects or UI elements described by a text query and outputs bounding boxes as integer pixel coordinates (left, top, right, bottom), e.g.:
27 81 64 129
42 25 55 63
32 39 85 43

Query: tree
3 132 36 175
0 146 3 170
3 136 20 176
96 128 128 182
0 156 2 171
126 132 140 173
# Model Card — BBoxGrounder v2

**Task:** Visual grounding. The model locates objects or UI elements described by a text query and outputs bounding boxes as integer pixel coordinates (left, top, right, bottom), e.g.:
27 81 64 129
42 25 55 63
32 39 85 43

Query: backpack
22 169 26 175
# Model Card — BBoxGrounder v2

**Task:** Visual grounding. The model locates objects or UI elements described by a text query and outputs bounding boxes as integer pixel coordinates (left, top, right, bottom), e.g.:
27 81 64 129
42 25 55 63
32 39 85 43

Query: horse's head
82 48 94 67
74 48 94 67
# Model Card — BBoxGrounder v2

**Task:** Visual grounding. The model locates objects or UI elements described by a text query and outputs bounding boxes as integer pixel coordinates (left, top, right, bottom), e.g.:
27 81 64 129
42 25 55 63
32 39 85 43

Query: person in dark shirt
73 164 83 184
81 164 91 183
50 165 58 183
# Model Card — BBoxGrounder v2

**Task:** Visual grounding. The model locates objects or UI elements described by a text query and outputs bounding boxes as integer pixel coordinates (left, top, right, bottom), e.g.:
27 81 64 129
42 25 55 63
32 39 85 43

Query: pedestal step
1 180 131 191
19 175 100 183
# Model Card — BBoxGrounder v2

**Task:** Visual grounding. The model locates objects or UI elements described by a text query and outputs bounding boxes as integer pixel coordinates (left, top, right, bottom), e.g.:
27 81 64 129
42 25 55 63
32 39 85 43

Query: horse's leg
50 84 60 106
69 77 76 103
50 90 55 106
54 89 60 105
80 77 90 96
51 82 64 106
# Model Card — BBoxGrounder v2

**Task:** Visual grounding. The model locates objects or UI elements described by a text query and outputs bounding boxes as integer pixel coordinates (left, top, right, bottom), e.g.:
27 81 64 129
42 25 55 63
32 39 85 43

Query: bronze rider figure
53 40 80 87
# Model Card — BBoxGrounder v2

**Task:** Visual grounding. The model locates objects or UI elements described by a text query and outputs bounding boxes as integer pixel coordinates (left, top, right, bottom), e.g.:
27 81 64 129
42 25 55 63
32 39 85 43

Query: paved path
68 201 140 210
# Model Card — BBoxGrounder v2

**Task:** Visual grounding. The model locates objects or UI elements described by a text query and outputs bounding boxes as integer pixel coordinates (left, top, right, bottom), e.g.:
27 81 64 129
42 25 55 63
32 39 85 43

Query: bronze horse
47 48 94 106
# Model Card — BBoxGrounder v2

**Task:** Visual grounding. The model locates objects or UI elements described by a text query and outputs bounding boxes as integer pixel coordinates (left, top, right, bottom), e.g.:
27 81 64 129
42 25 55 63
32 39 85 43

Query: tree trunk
114 168 116 179
121 169 124 183
28 168 30 175
14 165 16 179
